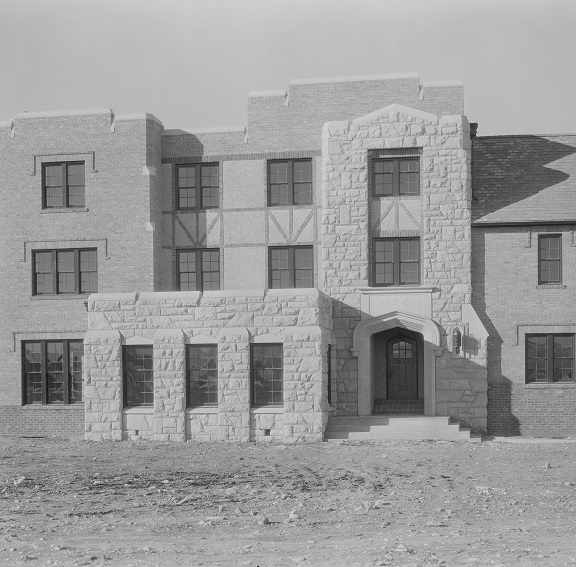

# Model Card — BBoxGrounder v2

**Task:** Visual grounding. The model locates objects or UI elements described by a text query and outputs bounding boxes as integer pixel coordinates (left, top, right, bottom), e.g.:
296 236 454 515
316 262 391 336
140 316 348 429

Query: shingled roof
472 134 576 225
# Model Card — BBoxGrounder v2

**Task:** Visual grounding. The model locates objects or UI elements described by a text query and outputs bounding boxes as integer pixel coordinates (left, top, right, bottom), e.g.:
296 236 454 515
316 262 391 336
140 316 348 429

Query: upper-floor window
123 345 154 407
33 249 97 295
43 162 85 208
177 164 219 210
372 158 419 197
187 344 218 407
269 246 314 289
251 344 283 406
23 340 83 404
539 235 562 284
526 334 573 383
177 249 220 291
268 159 312 206
373 238 419 286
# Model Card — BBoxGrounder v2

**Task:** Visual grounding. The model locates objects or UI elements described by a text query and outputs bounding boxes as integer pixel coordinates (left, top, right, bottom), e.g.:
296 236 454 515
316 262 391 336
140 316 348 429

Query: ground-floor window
22 340 83 404
187 344 218 406
526 334 574 383
123 345 154 406
251 344 283 406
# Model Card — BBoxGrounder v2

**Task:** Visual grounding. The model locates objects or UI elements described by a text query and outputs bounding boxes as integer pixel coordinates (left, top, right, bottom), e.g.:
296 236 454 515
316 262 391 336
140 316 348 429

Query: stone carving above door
359 286 435 319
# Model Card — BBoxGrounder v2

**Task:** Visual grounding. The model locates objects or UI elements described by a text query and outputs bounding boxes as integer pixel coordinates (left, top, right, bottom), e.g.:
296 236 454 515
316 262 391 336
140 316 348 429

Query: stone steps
373 399 424 415
324 415 480 442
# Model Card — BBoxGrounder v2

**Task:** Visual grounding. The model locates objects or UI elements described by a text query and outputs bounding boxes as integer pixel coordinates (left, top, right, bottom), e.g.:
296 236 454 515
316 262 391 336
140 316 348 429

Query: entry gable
351 103 439 129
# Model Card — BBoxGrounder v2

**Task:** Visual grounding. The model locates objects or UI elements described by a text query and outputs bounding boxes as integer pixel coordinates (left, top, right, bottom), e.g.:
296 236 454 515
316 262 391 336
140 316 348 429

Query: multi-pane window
269 246 314 289
22 340 83 404
43 162 85 208
177 164 219 209
373 238 419 286
526 334 574 383
33 249 97 295
177 249 220 291
372 158 419 196
123 345 154 407
251 344 283 406
268 159 312 206
539 235 562 284
187 345 218 406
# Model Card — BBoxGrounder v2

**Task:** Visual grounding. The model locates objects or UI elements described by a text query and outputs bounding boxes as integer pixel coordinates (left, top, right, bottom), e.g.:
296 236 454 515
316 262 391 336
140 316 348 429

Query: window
187 345 218 406
251 344 283 406
177 249 220 291
43 162 85 208
269 246 314 289
539 235 562 284
123 345 154 406
372 158 419 197
33 249 97 295
22 340 83 404
268 159 312 206
526 334 574 383
177 164 219 209
373 238 419 286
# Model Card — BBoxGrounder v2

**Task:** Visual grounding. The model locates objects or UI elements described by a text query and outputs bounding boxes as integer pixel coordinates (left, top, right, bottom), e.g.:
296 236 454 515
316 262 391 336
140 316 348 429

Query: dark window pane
24 343 42 404
57 251 75 293
35 251 53 294
252 344 282 406
187 344 218 406
69 342 83 403
124 346 154 406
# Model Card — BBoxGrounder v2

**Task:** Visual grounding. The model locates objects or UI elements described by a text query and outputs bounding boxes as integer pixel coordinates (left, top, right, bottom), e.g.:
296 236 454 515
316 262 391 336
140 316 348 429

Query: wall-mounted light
452 327 462 355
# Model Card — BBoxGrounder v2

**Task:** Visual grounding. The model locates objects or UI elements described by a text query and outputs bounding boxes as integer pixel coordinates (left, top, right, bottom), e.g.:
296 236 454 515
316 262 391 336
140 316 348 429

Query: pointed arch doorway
351 311 442 417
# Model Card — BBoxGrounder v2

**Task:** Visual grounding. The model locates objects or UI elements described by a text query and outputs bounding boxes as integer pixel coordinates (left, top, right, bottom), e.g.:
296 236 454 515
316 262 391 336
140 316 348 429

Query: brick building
1 73 574 441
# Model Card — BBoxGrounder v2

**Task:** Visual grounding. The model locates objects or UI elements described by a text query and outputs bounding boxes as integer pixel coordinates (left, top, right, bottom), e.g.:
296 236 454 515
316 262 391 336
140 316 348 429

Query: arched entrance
351 311 442 416
373 328 423 401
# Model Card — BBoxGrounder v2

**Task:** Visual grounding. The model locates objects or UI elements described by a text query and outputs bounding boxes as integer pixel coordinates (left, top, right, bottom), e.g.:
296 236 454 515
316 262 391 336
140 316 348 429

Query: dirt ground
1 437 576 567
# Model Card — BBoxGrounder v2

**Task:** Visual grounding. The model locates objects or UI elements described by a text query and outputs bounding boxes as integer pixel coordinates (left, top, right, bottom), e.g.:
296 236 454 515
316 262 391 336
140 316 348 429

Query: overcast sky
1 0 575 136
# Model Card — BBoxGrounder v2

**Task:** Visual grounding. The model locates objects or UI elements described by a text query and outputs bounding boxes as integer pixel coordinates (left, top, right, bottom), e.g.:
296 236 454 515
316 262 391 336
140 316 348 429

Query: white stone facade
321 104 487 430
84 290 333 442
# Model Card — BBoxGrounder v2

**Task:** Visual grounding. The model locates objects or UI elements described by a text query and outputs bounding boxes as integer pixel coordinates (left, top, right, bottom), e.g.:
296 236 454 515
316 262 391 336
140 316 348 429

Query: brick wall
0 406 84 438
0 110 162 418
472 226 576 436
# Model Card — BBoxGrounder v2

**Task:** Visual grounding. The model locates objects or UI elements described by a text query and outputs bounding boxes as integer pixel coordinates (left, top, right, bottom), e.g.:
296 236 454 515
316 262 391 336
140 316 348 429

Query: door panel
387 337 417 400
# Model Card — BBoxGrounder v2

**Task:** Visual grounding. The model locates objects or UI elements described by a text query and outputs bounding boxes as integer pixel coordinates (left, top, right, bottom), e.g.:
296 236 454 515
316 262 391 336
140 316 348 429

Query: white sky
1 0 575 136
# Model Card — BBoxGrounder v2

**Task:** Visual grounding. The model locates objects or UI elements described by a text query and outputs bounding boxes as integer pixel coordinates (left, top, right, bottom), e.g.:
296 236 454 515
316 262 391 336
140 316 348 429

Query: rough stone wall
84 290 332 443
322 104 487 430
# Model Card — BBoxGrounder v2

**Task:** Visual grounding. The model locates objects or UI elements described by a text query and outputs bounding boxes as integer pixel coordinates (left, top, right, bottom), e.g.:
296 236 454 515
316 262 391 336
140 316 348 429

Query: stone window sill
20 404 84 410
250 407 284 414
31 294 90 301
369 195 420 201
536 284 566 290
41 208 89 214
186 406 218 414
123 406 154 414
525 383 576 389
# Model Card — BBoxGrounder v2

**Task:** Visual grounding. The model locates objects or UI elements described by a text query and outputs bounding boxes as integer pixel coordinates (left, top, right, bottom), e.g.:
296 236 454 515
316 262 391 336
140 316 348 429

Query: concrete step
324 416 480 442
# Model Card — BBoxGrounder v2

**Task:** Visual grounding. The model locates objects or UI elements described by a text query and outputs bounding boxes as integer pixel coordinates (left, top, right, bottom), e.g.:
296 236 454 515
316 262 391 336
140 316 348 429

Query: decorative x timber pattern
268 209 315 244
375 201 420 233
168 211 222 248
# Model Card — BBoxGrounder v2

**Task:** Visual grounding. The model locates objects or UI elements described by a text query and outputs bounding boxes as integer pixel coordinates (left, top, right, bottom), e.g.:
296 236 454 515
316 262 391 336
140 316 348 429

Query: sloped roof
472 134 576 224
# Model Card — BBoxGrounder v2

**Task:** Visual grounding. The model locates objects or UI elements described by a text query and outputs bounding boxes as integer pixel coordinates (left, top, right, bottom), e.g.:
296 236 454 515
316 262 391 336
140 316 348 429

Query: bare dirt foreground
1 438 576 567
